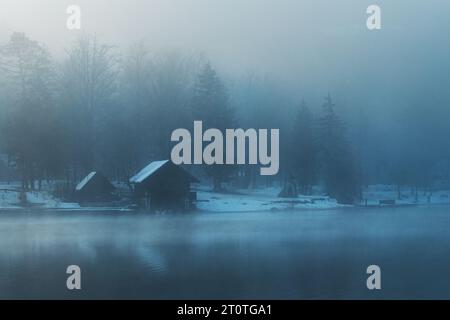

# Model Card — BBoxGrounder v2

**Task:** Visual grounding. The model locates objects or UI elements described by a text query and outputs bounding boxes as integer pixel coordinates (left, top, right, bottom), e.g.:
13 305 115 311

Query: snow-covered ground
196 184 450 213
362 184 450 206
1 181 450 212
195 186 342 213
0 182 80 210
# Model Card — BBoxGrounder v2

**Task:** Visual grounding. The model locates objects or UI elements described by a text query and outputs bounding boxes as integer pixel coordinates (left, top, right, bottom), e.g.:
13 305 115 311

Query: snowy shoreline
1 201 450 214
1 183 450 213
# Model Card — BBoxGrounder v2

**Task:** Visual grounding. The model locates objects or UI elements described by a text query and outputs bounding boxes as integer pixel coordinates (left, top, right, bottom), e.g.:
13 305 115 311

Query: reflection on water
0 206 450 299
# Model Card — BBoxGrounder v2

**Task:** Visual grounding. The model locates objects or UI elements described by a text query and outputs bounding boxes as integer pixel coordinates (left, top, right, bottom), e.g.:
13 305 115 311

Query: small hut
130 160 199 211
75 171 116 202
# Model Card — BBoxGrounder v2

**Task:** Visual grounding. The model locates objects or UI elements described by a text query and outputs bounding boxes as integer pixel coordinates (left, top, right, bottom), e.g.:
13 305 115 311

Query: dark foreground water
0 206 450 299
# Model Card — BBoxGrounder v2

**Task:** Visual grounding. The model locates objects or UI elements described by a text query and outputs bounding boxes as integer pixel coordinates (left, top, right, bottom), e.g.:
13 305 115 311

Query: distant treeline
0 32 447 204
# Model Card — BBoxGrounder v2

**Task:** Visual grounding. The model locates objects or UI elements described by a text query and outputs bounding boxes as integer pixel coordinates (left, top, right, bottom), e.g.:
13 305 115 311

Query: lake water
0 205 450 299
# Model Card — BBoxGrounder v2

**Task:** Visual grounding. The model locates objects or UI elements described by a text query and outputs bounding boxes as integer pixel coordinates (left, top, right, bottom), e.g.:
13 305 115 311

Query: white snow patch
362 184 450 206
195 186 341 213
75 171 96 191
23 190 81 209
130 160 169 184
0 182 80 210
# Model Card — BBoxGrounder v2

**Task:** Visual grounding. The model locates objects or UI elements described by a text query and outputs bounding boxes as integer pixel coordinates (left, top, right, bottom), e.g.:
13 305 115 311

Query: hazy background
1 0 450 115
1 0 450 199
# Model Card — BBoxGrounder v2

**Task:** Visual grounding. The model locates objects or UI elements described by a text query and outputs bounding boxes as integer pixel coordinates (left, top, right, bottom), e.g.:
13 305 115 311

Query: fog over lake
0 207 449 299
1 0 450 300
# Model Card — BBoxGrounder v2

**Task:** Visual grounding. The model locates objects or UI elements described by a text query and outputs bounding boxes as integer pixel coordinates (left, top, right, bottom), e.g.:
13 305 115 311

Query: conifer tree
318 94 359 204
191 63 235 191
292 100 316 195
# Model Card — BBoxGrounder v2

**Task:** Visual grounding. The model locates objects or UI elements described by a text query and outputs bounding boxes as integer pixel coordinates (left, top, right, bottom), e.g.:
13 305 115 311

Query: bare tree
60 34 118 180
0 32 59 190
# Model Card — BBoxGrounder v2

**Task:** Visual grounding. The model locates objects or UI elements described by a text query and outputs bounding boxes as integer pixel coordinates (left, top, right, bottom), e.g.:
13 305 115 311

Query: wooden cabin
130 160 199 211
75 171 116 202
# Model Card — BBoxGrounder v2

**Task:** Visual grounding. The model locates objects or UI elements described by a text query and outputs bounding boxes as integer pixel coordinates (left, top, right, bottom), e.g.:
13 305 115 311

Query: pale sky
1 0 449 115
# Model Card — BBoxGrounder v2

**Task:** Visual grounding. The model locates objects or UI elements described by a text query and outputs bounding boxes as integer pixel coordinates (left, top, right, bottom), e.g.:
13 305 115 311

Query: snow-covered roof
130 160 169 184
76 171 97 191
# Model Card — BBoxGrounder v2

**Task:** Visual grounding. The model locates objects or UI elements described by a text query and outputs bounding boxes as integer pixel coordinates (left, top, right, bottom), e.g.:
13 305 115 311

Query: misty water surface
0 206 450 299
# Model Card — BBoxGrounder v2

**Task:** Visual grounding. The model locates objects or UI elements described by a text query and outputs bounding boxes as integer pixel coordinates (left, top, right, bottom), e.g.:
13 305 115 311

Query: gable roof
130 160 199 184
76 171 97 191
130 160 169 184
76 171 115 192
